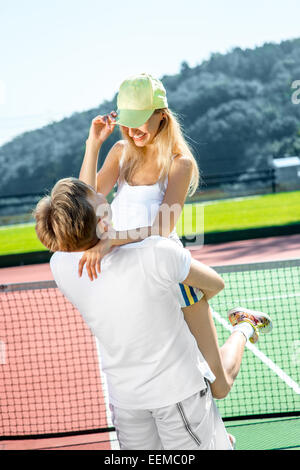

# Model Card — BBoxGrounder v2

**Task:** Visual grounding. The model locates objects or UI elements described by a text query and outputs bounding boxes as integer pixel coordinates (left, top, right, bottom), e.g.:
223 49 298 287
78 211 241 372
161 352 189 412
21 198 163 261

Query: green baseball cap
116 73 168 128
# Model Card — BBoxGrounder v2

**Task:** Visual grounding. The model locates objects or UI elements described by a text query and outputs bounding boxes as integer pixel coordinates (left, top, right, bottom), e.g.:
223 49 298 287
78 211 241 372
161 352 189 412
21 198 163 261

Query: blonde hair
34 178 97 252
119 108 199 195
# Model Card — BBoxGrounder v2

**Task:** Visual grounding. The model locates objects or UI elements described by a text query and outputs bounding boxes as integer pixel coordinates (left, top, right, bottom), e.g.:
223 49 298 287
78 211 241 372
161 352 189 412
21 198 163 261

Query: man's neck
73 236 99 252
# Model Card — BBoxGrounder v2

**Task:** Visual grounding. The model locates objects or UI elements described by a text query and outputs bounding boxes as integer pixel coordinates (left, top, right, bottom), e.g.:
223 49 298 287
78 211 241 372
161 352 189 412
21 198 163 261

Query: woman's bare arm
95 141 124 196
79 139 101 190
79 114 121 195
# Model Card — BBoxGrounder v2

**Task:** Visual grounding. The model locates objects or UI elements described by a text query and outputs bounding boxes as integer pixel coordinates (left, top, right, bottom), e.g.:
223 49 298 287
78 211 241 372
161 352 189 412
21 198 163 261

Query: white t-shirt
50 236 215 410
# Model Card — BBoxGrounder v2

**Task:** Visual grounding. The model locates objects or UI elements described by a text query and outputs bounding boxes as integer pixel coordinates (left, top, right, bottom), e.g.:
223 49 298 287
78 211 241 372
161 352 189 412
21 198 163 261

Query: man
34 177 272 450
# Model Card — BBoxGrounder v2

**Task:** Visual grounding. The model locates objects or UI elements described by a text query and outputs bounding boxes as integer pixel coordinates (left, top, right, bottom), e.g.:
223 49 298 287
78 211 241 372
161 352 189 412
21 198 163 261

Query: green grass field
0 191 299 255
179 190 300 235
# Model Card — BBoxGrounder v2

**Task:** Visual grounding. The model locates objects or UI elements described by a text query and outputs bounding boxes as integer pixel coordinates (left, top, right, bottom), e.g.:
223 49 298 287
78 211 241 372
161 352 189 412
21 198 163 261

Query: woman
78 73 272 404
79 73 199 275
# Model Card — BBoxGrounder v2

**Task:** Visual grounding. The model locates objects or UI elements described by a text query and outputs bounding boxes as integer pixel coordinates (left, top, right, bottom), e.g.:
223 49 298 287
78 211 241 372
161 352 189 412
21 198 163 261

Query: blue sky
1 0 300 146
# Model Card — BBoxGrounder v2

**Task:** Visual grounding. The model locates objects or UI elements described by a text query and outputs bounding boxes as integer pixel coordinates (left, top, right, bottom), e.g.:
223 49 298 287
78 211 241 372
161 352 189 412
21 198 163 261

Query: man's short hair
34 178 97 252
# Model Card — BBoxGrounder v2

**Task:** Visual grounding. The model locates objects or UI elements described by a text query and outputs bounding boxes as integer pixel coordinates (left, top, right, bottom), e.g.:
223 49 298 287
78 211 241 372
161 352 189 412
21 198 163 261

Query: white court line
212 310 300 395
94 337 120 450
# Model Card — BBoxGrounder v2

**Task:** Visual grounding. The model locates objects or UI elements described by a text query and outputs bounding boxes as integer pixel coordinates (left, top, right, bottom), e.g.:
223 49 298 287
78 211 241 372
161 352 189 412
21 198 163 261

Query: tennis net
0 259 299 439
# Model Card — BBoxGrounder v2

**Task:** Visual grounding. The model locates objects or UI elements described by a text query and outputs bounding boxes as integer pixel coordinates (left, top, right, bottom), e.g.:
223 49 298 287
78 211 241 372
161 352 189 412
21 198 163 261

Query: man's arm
183 259 225 300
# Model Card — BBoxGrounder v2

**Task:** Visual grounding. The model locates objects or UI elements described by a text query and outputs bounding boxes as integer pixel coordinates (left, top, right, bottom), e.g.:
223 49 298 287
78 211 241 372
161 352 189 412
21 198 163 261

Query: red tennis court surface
1 234 300 451
0 285 116 451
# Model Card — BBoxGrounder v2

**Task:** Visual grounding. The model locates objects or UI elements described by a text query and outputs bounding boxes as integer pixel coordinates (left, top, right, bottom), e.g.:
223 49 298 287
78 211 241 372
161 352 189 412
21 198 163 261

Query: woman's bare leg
182 298 247 398
219 331 247 387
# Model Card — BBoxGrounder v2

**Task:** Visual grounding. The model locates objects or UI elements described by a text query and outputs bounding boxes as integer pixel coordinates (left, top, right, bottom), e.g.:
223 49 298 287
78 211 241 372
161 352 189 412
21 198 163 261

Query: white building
273 156 300 191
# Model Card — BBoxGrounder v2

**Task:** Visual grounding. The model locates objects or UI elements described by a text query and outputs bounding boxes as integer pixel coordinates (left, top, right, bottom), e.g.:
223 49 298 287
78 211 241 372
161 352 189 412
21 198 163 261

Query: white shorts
110 382 232 450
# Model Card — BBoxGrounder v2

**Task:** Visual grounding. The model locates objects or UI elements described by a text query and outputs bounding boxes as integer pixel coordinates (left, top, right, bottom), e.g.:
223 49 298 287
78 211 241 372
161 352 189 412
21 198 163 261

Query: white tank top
111 155 181 243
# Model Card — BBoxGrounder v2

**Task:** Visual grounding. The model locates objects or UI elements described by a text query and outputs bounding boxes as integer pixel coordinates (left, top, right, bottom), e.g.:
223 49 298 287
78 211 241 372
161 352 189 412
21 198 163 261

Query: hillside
0 38 300 197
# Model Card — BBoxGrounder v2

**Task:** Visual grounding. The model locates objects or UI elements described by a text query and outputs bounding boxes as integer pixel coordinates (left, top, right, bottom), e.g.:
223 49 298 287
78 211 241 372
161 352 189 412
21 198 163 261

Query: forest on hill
0 37 300 197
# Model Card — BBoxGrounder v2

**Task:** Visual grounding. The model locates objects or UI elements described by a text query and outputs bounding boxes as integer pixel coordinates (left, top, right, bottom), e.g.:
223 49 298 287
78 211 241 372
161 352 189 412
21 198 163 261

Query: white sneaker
228 307 273 344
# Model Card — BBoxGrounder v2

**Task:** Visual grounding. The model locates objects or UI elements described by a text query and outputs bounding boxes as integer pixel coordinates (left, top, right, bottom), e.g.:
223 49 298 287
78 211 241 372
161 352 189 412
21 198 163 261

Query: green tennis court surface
210 260 300 420
210 260 300 449
1 259 299 450
225 416 300 450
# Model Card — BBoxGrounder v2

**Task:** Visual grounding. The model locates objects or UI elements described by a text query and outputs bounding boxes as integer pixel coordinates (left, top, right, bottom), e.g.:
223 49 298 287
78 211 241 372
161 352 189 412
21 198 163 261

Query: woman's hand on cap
87 112 117 145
